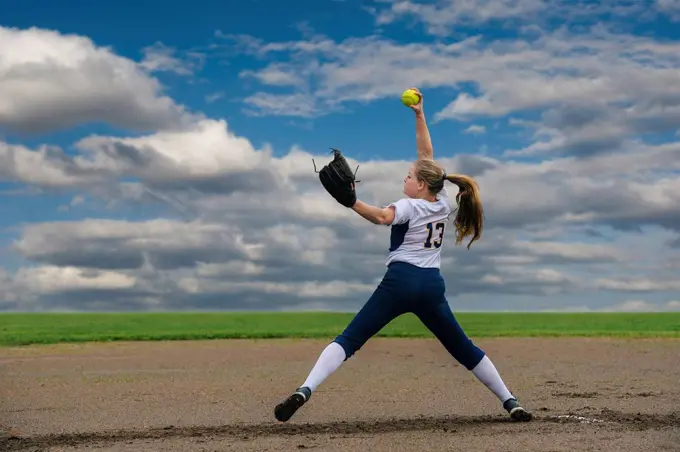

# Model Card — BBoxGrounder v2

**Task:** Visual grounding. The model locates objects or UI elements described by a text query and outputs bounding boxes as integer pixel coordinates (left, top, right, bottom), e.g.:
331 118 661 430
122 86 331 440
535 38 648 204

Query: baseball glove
313 148 360 208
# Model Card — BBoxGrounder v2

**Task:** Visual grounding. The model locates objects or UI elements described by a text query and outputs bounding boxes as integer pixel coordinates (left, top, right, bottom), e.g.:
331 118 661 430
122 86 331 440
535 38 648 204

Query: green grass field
1 312 679 346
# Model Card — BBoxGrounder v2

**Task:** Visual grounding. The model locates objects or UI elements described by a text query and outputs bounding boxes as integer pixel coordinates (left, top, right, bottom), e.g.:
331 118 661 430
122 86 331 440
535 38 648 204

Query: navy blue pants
333 262 485 370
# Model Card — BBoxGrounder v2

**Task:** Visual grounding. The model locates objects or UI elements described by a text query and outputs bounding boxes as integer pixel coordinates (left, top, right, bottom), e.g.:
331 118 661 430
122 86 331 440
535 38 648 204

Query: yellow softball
401 89 420 107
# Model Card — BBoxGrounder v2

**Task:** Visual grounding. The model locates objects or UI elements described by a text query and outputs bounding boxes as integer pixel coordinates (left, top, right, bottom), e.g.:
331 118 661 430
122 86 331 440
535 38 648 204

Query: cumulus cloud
0 26 196 135
595 278 680 293
6 115 679 233
371 0 652 36
222 22 680 161
373 0 551 35
139 41 204 76
14 266 138 293
657 0 680 21
74 119 280 193
1 113 677 310
14 219 265 270
464 125 486 134
0 141 106 188
0 19 679 312
8 216 601 309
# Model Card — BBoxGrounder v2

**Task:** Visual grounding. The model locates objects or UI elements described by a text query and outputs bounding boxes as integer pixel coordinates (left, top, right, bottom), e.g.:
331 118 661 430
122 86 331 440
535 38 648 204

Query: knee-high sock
301 342 347 392
471 355 514 403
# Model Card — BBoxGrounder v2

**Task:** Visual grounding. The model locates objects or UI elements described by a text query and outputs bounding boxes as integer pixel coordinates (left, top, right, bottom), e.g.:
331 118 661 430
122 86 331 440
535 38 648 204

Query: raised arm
407 87 434 160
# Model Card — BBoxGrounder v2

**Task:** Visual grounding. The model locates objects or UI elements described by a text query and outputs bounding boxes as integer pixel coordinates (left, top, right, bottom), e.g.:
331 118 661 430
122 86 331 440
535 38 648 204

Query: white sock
301 342 347 392
471 355 514 403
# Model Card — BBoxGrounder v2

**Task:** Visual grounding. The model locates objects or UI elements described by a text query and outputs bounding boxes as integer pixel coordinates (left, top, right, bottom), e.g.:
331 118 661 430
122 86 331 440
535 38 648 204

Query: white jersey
385 187 453 269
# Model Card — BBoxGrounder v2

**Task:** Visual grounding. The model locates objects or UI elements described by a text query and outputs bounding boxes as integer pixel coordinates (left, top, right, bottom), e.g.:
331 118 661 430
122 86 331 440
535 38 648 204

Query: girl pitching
274 87 532 424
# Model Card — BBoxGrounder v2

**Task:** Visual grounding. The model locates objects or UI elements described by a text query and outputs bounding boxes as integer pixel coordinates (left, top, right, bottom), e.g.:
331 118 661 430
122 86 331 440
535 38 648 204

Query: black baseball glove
313 148 360 208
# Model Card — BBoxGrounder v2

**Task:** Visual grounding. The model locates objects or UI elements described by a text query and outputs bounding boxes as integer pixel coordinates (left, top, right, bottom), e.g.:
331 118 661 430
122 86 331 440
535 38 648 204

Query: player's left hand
315 148 359 208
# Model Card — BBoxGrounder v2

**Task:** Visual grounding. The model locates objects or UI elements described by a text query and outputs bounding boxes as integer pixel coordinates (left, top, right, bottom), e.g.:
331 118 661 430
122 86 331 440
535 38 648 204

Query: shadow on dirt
2 410 679 451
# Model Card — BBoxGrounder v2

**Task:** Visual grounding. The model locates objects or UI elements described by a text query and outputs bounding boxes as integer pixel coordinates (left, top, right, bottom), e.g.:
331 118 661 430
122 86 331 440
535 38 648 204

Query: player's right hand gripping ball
401 89 420 107
317 148 358 208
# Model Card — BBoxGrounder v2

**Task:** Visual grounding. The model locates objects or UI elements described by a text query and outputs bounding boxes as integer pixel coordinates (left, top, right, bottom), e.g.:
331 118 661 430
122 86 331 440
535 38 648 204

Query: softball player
275 88 532 424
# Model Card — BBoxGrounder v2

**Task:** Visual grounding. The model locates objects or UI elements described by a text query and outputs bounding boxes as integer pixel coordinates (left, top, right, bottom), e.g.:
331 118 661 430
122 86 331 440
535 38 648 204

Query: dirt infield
1 337 679 451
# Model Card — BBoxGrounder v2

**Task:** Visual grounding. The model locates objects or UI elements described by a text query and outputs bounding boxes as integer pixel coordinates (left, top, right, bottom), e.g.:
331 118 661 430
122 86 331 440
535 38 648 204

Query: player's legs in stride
274 265 409 422
414 275 532 421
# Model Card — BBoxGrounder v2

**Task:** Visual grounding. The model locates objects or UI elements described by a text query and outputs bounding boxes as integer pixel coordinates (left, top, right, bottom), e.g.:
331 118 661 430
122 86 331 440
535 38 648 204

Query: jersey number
424 222 445 249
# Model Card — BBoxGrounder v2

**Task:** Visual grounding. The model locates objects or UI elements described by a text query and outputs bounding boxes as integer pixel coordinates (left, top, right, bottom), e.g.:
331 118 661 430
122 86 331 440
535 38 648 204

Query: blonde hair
413 159 484 249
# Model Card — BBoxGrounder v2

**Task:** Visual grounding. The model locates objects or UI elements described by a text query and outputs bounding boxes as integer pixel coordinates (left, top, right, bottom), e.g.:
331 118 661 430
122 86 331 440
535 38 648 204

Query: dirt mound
2 338 679 451
3 410 679 451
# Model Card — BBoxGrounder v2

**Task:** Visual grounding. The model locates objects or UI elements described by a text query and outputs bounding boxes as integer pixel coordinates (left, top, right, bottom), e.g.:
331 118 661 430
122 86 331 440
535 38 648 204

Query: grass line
1 312 679 346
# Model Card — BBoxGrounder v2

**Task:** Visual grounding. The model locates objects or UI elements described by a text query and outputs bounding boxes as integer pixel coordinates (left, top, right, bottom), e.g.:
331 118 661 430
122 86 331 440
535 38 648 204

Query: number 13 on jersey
424 222 445 248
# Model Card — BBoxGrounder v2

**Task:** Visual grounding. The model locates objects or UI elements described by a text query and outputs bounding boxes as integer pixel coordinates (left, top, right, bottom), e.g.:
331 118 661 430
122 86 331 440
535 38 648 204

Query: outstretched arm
415 111 434 160
408 87 434 160
351 200 395 225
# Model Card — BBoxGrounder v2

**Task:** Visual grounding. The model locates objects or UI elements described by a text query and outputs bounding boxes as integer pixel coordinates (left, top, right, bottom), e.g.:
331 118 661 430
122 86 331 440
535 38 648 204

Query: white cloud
1 145 674 310
0 141 105 187
509 241 625 263
0 26 196 135
139 41 203 76
0 99 677 310
242 92 320 118
1 22 679 312
595 278 680 293
14 266 137 293
13 219 266 270
240 64 306 87
373 0 649 36
464 124 486 134
657 0 680 21
223 24 680 164
205 91 224 103
6 115 678 233
75 118 273 179
374 0 549 36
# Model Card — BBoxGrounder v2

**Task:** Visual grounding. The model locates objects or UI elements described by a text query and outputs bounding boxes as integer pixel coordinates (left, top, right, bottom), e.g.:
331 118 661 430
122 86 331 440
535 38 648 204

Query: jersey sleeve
387 198 415 225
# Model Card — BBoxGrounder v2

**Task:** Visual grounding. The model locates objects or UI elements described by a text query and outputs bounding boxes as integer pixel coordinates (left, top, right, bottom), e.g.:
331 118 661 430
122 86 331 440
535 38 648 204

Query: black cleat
503 397 533 422
274 386 312 422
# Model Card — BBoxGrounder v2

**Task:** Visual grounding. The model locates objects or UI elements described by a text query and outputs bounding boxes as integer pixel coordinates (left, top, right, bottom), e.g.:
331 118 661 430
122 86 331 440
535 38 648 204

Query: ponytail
412 159 484 249
445 174 484 249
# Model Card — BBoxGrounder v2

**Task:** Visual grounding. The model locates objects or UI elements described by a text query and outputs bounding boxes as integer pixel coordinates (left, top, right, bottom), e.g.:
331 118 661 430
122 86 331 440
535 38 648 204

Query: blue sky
1 0 679 312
